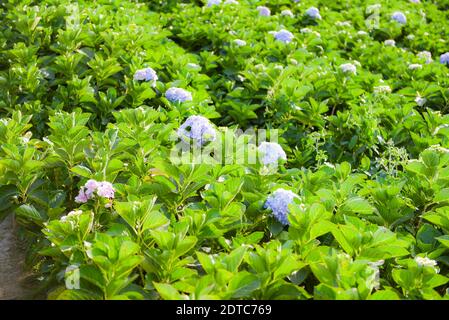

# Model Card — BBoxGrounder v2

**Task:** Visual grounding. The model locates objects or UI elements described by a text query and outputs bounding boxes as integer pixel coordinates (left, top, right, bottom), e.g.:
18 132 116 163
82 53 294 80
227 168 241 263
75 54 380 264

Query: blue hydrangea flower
391 11 406 24
258 142 287 165
273 29 294 43
166 87 193 103
257 6 271 16
306 7 321 19
264 188 299 225
440 52 449 65
207 0 221 7
133 67 158 87
177 115 216 146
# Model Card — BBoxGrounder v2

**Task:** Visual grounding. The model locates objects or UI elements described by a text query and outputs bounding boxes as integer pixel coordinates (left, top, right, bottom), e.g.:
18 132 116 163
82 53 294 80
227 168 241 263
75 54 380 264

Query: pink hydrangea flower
96 182 115 198
75 188 88 203
85 179 99 197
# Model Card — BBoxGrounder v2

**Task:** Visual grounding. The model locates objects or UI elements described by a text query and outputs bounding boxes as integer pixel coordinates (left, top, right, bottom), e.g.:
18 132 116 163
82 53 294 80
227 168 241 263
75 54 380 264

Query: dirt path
0 215 32 299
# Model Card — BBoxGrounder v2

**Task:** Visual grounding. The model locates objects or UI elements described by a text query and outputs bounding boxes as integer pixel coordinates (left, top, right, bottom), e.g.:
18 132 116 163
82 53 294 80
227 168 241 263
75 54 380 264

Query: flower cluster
177 115 216 146
233 39 247 46
258 142 287 166
133 67 158 87
340 63 357 74
166 87 193 103
272 29 294 43
384 39 396 46
374 85 392 94
306 7 321 20
417 51 432 63
415 256 438 269
440 52 449 65
415 94 426 106
75 179 115 204
207 0 221 6
257 6 270 16
281 9 294 17
391 11 407 24
60 209 83 222
408 63 422 70
264 189 299 225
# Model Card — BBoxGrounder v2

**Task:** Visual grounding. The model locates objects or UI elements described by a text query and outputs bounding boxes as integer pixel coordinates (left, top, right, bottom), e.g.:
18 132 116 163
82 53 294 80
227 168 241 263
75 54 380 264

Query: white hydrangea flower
258 142 287 165
177 115 216 146
281 9 294 17
367 260 384 290
374 85 392 93
60 210 83 222
384 39 396 46
264 189 299 225
415 256 437 268
336 21 351 27
408 63 422 70
367 4 381 12
415 94 427 106
305 7 321 19
340 63 357 74
357 30 368 36
417 51 432 63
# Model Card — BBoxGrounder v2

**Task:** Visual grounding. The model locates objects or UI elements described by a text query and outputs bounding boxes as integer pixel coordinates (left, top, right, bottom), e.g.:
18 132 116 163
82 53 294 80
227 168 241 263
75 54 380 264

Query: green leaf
71 165 92 178
437 235 449 249
15 204 47 223
368 290 401 300
153 282 186 300
339 197 374 215
434 188 449 203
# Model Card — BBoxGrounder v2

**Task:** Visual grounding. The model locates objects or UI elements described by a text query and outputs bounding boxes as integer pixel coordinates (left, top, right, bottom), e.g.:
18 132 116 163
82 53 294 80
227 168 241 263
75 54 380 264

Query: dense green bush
1 0 449 300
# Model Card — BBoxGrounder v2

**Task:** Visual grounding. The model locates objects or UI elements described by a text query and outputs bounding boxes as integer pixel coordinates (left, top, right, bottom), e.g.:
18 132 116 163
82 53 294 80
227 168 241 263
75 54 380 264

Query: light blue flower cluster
166 87 193 103
391 11 407 24
177 115 216 146
440 52 449 65
264 188 299 225
233 39 247 46
258 142 287 165
257 6 271 16
273 29 294 43
306 7 321 19
340 63 357 74
133 67 158 87
207 0 221 6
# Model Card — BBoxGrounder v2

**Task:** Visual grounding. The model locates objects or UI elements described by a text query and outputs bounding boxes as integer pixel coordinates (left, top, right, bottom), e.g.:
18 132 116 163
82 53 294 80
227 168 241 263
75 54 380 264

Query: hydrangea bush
0 0 449 301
